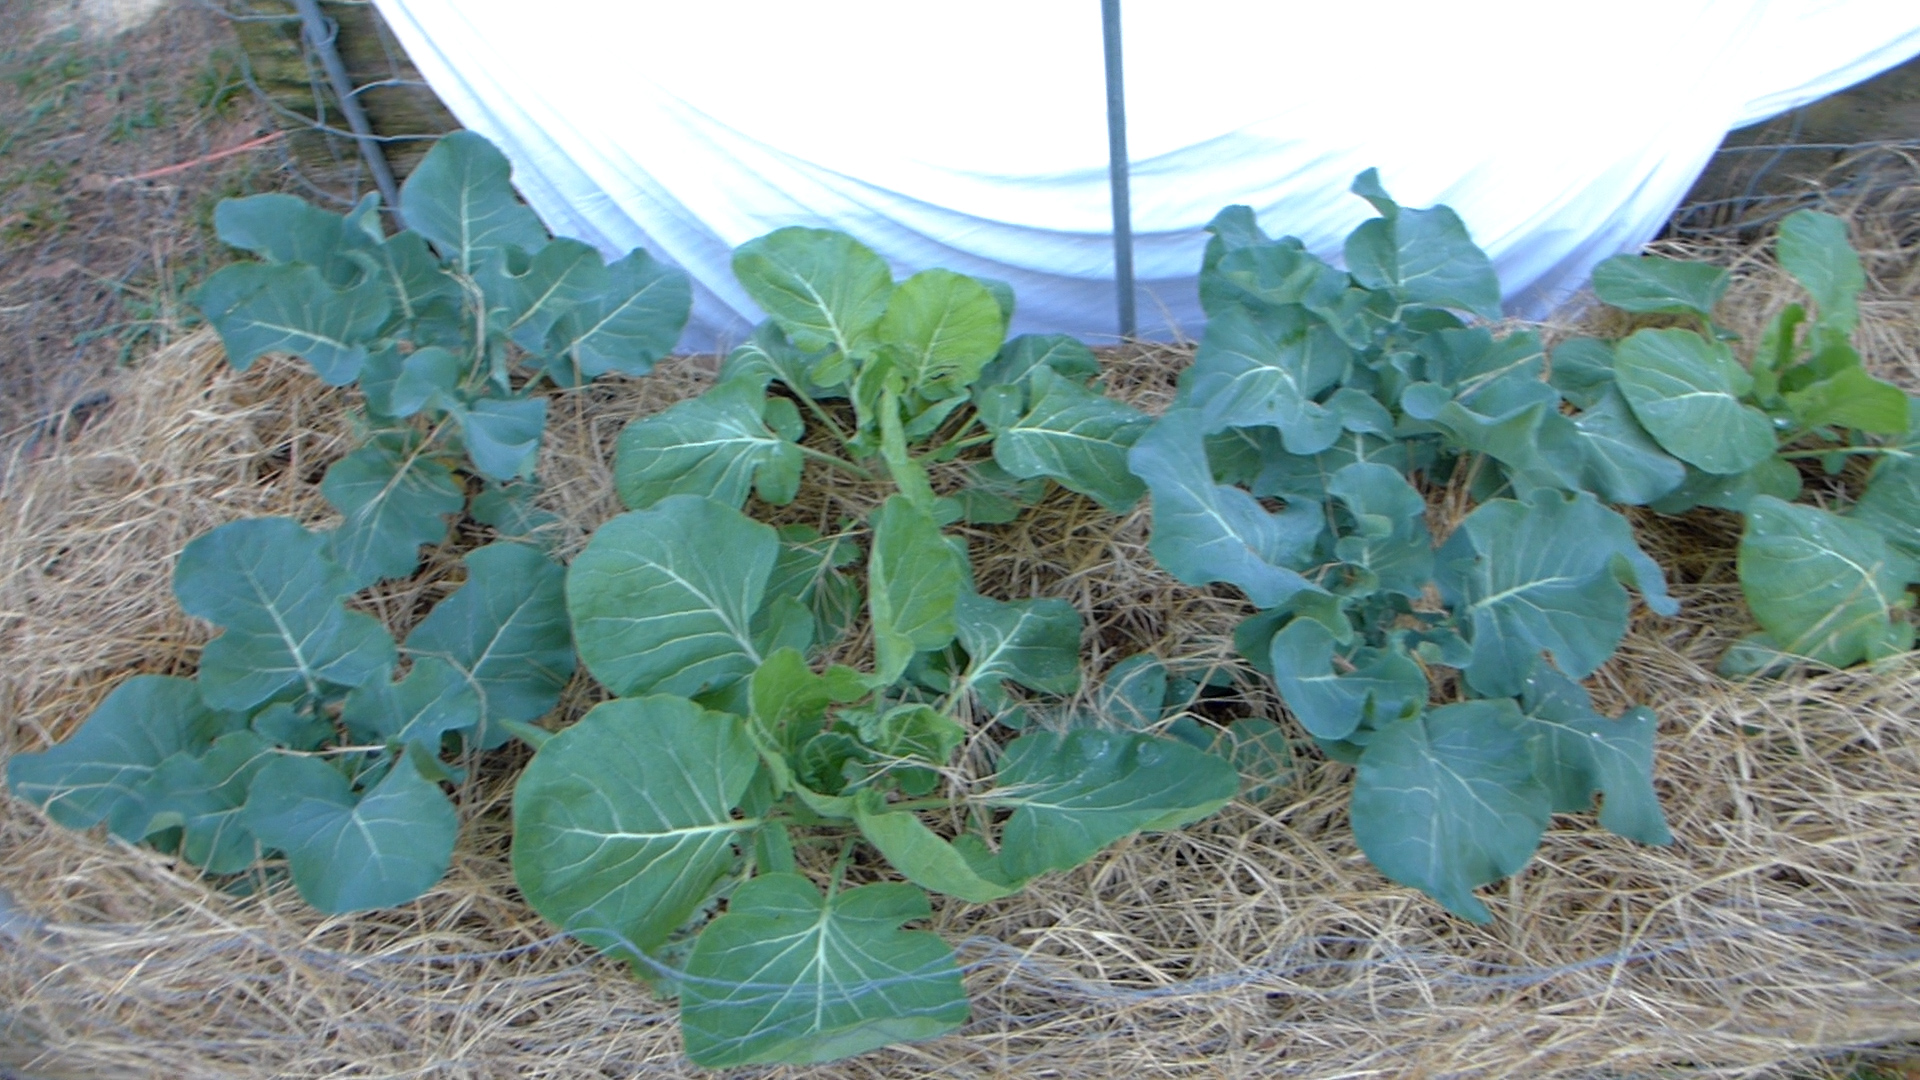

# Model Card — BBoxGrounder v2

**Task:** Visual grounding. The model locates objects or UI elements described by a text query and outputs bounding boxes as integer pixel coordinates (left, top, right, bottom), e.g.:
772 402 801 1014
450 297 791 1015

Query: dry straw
3 185 1918 1079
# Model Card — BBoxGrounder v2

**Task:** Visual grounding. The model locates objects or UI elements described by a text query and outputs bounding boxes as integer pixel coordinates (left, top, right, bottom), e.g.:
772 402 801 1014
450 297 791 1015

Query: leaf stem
1775 446 1901 460
785 384 854 445
795 443 876 481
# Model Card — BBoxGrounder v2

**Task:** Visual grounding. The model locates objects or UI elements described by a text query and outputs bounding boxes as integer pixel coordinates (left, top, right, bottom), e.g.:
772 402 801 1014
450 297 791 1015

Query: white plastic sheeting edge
369 2 1920 352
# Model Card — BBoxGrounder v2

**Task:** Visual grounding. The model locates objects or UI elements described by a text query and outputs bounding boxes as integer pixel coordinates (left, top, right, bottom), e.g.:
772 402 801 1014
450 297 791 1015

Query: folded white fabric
371 1 1920 351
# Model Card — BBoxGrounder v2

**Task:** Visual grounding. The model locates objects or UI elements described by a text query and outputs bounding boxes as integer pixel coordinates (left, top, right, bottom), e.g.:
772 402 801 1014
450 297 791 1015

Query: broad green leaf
1212 235 1367 337
987 728 1239 879
716 320 839 398
139 729 273 874
876 269 1005 399
1614 328 1775 475
1737 496 1916 668
1548 336 1617 409
1518 666 1670 846
372 230 461 323
868 497 965 686
175 518 396 709
1269 619 1425 741
456 397 546 482
243 751 457 914
732 227 893 360
977 333 1101 390
469 480 561 543
1437 490 1676 697
407 543 575 734
1852 444 1920 563
855 799 1020 902
568 495 776 698
852 704 966 795
1776 210 1863 344
1400 379 1584 498
991 366 1149 512
613 378 802 510
512 695 760 956
1782 364 1910 434
474 238 609 352
749 648 865 771
1092 653 1169 729
1128 409 1326 608
544 248 691 380
400 130 548 275
6 675 243 837
321 444 465 589
1183 307 1345 454
679 874 968 1067
1327 461 1433 598
1590 255 1729 319
195 263 390 384
1565 387 1688 505
1343 169 1501 320
214 193 376 285
954 589 1082 698
1649 456 1802 515
388 346 464 418
1350 700 1550 923
341 656 481 751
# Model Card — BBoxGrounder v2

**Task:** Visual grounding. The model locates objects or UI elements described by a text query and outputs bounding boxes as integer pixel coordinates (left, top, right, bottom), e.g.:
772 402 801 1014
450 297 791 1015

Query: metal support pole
1101 0 1136 340
294 0 405 227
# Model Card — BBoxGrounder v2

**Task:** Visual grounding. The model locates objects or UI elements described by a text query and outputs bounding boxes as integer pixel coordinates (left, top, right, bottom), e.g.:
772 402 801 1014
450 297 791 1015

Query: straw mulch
3 193 1918 1080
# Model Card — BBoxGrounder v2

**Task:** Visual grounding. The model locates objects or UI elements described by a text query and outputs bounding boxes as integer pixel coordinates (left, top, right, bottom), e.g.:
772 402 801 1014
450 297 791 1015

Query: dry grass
3 188 1919 1079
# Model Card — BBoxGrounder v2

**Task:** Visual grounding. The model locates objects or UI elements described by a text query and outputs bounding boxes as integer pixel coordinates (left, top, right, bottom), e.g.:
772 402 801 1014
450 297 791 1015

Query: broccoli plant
7 131 689 912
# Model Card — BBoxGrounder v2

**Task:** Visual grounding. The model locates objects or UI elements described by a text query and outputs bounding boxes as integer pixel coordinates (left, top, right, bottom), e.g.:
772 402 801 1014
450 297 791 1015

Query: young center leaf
989 366 1149 512
321 443 466 589
613 377 803 510
1343 169 1502 320
567 495 777 698
1518 666 1671 846
1326 460 1435 598
455 397 547 482
985 728 1239 879
1776 209 1864 345
405 543 575 736
1181 307 1346 454
511 696 761 958
953 589 1083 700
1268 618 1426 741
139 729 275 874
875 269 1005 400
854 797 1022 903
242 750 459 914
341 656 483 753
679 874 969 1068
1736 496 1917 668
731 227 893 365
1613 328 1775 476
6 675 244 838
174 518 397 710
400 130 548 275
867 497 966 687
1350 700 1551 923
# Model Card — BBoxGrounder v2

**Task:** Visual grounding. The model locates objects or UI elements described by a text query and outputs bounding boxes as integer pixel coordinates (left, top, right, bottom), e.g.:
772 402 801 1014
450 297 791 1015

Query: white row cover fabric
371 1 1920 353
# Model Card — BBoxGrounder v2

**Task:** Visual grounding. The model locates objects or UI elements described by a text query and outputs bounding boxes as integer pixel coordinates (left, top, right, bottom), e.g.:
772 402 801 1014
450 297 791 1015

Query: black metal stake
1101 0 1136 340
294 0 405 228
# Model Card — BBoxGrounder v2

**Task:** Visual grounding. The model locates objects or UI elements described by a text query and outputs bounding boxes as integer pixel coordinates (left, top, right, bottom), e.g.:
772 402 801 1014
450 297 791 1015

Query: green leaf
1327 461 1434 598
987 728 1239 879
456 397 546 482
406 542 575 735
876 269 1006 399
243 750 458 914
613 378 802 510
717 320 839 399
1128 409 1325 608
400 130 548 275
954 589 1082 698
1437 490 1676 697
139 730 273 874
1210 235 1369 343
544 248 691 380
1852 435 1920 563
250 702 334 750
1350 700 1550 923
1614 328 1776 475
567 495 776 698
341 656 481 751
1648 456 1802 514
1269 619 1426 741
1590 255 1729 319
855 799 1020 902
1782 364 1910 435
1776 210 1863 344
990 366 1149 512
195 263 391 385
679 873 968 1067
1736 496 1916 668
174 518 396 709
6 675 243 837
1343 170 1501 320
1565 387 1688 505
765 526 863 645
474 238 609 352
1518 666 1670 846
372 230 461 323
867 496 966 686
732 227 893 361
387 346 464 418
321 444 465 589
1221 717 1294 803
977 333 1101 391
214 193 377 285
1548 337 1617 409
469 481 561 543
512 695 761 956
1400 379 1583 498
1092 654 1169 729
1183 307 1345 454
